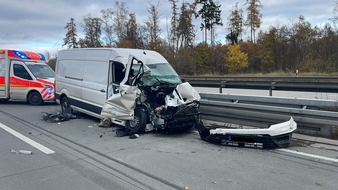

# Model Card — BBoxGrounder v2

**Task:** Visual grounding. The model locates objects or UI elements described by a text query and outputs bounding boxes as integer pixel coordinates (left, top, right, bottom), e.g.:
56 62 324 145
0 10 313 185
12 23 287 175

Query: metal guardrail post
219 81 226 93
269 82 276 96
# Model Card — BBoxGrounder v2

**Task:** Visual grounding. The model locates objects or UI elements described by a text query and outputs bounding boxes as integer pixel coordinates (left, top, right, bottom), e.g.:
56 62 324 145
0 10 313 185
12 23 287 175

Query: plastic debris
129 134 139 139
10 149 32 155
98 118 111 128
41 111 79 123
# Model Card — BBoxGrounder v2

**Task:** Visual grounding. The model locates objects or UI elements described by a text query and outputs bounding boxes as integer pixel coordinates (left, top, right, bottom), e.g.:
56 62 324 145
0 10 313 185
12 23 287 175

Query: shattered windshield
132 63 181 86
26 63 55 79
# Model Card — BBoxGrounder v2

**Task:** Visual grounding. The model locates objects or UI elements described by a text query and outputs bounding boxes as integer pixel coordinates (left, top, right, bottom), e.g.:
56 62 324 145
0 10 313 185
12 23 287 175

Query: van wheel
126 108 147 134
61 96 72 114
28 91 43 105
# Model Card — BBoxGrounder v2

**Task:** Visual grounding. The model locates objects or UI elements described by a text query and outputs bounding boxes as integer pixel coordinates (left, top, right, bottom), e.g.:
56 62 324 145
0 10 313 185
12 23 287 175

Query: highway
0 100 338 190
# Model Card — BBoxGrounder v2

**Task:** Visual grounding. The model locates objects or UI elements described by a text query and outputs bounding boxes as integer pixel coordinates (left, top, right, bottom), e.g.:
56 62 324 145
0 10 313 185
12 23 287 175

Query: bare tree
100 8 115 47
146 1 162 50
81 15 102 47
112 0 129 44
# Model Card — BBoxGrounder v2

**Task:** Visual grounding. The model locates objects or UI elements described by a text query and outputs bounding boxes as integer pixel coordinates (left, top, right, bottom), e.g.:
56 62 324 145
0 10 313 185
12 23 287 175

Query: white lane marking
278 148 338 163
0 123 55 154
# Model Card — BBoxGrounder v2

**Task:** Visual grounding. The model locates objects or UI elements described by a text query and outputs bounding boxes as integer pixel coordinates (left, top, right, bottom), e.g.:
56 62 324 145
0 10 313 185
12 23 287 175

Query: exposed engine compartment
138 82 201 131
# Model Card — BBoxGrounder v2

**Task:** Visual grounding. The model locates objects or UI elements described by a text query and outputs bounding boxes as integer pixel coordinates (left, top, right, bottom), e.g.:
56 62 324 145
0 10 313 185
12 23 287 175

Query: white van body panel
55 48 201 132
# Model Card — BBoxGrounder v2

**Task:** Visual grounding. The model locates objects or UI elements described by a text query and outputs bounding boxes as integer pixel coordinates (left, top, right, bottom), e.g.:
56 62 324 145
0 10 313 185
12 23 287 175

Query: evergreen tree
177 2 195 49
245 0 262 43
227 2 244 43
63 18 78 48
124 13 144 48
194 0 222 45
169 0 179 52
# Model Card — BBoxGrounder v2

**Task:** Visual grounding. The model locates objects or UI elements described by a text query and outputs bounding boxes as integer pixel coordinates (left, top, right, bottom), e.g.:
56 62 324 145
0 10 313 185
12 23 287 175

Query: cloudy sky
0 0 337 56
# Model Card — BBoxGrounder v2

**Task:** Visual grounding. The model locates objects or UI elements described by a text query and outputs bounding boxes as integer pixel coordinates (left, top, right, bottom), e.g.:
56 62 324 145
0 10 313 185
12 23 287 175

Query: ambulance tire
125 108 147 134
61 96 72 114
28 91 43 105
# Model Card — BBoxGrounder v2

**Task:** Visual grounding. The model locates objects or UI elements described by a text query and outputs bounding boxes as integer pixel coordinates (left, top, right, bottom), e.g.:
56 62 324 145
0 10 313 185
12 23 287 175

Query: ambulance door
0 51 7 98
10 61 34 100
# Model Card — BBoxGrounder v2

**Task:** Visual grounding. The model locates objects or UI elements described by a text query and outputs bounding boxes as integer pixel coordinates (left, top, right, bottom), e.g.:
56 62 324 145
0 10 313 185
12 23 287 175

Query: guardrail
199 93 338 138
182 76 338 95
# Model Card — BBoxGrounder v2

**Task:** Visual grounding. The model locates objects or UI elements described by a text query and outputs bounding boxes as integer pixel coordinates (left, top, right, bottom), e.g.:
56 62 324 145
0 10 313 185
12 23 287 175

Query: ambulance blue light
38 53 46 61
13 50 29 59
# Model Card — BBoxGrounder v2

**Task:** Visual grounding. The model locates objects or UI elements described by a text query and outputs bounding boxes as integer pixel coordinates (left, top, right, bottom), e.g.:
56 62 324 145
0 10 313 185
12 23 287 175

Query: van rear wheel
126 108 147 134
28 91 43 105
61 96 72 114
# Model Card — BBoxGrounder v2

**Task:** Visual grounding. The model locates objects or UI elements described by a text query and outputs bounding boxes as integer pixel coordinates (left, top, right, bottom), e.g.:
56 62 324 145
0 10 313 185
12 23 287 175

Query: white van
55 48 201 133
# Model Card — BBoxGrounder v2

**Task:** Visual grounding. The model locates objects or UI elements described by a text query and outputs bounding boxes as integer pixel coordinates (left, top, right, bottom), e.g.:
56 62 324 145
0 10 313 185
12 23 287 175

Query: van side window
113 62 125 84
13 64 32 80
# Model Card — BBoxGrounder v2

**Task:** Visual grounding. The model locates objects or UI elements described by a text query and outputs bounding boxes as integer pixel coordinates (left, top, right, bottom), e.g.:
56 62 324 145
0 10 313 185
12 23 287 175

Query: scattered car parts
196 117 297 148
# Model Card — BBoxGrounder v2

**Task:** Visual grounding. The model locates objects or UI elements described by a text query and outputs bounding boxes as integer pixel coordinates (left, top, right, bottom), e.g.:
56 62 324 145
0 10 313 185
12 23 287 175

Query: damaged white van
55 48 201 133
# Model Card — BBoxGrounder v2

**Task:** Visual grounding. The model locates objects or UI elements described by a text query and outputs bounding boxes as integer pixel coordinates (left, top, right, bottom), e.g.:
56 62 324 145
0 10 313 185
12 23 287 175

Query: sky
0 0 337 57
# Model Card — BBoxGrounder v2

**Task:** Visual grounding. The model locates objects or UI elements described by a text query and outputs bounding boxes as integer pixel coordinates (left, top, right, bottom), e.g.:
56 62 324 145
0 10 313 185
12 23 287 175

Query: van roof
57 48 168 65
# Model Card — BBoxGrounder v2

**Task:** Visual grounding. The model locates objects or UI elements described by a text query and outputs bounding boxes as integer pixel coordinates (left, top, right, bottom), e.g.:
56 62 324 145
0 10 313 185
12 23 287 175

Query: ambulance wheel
28 91 43 105
125 108 147 134
61 96 72 114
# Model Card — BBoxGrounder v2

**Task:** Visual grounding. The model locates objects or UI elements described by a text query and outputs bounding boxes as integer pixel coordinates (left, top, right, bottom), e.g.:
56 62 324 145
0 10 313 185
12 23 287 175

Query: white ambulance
55 48 201 134
0 49 55 105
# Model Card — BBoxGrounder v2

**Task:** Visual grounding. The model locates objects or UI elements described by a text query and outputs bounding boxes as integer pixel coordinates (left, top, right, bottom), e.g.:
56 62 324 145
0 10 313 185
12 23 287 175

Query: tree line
59 0 338 75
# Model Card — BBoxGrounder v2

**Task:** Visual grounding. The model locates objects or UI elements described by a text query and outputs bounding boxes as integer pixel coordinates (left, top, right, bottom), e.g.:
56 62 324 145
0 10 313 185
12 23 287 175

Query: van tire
28 91 43 105
61 96 72 114
126 108 147 134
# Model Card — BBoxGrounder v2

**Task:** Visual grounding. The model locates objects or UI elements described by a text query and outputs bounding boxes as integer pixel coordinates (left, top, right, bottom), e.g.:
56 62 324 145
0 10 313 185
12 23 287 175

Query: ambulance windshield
26 63 55 79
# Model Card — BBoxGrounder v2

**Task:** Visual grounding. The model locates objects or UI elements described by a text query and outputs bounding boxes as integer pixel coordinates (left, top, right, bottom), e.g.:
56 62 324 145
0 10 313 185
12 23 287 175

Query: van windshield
26 63 55 79
132 63 181 86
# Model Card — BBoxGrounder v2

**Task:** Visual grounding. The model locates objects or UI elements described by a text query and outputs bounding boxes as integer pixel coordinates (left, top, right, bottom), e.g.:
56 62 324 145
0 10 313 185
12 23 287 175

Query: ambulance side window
13 64 32 80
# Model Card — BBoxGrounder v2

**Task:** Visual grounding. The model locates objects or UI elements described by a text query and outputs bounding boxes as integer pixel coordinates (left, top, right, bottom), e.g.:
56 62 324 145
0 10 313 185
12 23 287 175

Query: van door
0 51 7 98
10 61 34 100
81 60 109 114
101 56 142 120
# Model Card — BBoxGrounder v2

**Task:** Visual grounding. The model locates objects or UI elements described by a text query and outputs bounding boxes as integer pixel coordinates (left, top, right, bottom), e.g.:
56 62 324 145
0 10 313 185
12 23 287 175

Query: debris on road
10 149 32 155
196 117 297 148
98 118 112 128
41 111 79 123
129 134 139 139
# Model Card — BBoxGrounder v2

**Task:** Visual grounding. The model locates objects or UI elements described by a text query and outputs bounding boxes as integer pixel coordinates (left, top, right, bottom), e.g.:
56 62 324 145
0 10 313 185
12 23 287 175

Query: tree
194 0 223 45
225 44 249 73
81 15 102 47
177 2 195 49
332 0 338 24
123 13 144 48
227 2 244 43
112 0 129 44
63 18 78 48
146 2 162 50
169 0 179 52
245 0 262 43
100 8 114 47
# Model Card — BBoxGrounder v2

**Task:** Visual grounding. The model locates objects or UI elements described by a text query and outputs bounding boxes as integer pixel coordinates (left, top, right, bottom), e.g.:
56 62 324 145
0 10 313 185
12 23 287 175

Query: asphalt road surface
0 100 338 190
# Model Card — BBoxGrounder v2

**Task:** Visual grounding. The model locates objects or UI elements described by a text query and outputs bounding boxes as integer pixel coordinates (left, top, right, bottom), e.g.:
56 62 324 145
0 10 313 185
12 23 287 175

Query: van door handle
100 89 106 93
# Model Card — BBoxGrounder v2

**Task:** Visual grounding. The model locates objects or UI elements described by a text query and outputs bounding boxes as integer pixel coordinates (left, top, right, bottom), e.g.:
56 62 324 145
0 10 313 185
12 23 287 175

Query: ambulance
0 49 55 105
